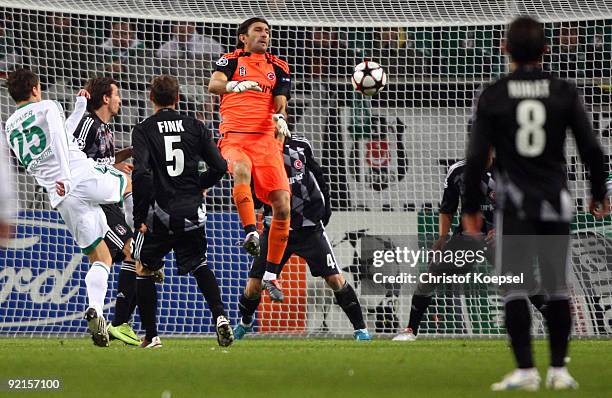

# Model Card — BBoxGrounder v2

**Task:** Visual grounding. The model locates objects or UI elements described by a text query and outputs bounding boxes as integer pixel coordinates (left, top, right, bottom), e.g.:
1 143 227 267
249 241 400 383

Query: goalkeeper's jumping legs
263 190 290 286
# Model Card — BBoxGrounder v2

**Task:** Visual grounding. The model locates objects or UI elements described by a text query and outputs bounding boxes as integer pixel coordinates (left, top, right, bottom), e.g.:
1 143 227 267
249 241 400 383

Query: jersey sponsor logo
288 172 304 184
267 72 276 80
293 159 303 170
239 66 247 76
216 56 228 66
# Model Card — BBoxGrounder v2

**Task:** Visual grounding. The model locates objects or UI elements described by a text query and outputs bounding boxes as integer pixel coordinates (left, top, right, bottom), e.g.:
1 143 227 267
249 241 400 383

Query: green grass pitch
1 339 610 397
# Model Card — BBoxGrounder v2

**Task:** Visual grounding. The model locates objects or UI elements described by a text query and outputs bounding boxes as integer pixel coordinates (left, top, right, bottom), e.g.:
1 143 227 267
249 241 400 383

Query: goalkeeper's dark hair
7 68 39 103
150 74 179 107
236 17 270 49
506 16 546 63
85 76 118 112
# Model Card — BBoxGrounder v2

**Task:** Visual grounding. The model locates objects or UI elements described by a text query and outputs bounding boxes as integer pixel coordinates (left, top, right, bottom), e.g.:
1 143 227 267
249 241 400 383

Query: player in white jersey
4 69 133 347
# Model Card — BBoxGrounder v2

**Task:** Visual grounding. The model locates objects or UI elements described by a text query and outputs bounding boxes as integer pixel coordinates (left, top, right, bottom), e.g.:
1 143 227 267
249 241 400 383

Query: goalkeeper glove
273 114 291 138
225 80 262 93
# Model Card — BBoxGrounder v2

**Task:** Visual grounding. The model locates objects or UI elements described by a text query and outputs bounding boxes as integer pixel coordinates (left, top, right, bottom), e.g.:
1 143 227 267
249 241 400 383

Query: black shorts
248 225 340 279
101 203 132 263
497 211 570 299
132 227 207 275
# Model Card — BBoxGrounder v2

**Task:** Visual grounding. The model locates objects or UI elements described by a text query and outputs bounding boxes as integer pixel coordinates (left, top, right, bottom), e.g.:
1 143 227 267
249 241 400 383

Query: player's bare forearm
115 146 133 163
208 78 228 95
438 213 453 238
274 96 288 119
208 71 229 95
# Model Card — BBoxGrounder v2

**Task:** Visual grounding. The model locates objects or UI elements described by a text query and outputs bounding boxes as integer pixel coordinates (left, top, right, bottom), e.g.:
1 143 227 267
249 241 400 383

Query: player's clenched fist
225 80 263 93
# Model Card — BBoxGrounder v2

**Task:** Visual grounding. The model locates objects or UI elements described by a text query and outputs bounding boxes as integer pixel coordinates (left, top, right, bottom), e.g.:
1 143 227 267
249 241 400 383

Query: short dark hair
236 17 270 49
506 16 546 63
150 75 179 106
85 76 117 112
7 68 39 103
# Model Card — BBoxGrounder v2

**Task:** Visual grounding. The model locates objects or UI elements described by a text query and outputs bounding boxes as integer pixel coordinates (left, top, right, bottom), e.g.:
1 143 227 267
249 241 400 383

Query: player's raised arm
47 103 73 196
131 124 154 230
198 122 228 190
567 85 608 212
65 90 89 136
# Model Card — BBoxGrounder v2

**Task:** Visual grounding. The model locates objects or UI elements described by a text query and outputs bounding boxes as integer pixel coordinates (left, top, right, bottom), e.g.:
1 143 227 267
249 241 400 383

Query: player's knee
269 191 291 219
325 274 346 291
245 277 263 298
232 161 251 183
87 240 113 268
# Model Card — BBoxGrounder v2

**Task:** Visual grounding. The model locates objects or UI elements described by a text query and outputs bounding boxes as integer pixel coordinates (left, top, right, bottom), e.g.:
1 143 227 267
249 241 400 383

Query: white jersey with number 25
4 97 95 207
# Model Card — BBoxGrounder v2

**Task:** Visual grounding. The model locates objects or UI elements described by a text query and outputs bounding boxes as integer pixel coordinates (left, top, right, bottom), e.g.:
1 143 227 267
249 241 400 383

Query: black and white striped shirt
74 112 116 165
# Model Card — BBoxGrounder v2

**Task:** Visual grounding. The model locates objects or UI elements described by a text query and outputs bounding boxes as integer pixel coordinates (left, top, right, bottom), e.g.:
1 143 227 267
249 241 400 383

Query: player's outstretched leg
261 190 290 302
234 278 263 340
491 297 540 391
192 262 234 347
325 275 370 341
83 241 113 347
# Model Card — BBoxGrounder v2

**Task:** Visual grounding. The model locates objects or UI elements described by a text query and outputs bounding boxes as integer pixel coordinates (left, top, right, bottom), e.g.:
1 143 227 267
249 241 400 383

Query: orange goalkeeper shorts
219 133 289 204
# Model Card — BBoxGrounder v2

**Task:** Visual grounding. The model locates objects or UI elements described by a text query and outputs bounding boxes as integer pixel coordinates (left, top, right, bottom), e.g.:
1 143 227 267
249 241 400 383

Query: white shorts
57 165 128 253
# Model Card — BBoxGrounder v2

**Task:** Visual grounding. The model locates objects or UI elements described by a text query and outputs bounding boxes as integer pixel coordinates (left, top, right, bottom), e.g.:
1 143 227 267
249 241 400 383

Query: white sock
123 192 134 231
263 271 277 281
85 262 109 315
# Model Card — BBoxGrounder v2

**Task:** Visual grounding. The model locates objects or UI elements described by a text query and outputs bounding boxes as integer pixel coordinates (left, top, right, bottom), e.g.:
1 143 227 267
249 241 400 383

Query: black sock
193 264 225 320
265 262 282 275
505 298 534 368
238 292 261 325
137 275 157 340
528 294 548 317
112 261 137 326
334 282 366 330
245 224 257 234
407 295 432 335
545 299 571 367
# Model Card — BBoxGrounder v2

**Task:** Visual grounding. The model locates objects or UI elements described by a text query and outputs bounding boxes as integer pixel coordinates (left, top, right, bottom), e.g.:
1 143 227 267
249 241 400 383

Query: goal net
1 1 611 338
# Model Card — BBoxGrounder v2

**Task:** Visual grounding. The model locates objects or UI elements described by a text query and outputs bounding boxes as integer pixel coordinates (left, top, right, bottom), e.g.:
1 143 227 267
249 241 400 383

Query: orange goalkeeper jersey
214 49 291 136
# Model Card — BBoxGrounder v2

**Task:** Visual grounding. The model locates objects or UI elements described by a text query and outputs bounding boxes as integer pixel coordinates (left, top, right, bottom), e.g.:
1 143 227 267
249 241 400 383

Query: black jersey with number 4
132 108 227 232
463 66 607 222
261 136 331 230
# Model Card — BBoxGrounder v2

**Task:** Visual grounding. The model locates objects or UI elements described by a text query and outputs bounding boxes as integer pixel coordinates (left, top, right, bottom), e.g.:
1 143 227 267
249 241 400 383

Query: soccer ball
351 61 387 96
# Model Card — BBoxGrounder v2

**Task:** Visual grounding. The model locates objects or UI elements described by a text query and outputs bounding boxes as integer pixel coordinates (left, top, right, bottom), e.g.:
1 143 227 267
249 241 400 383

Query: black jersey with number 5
132 108 227 232
463 66 607 222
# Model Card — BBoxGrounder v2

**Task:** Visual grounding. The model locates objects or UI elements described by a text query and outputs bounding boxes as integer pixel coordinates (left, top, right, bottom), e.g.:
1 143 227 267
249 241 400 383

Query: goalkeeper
208 17 292 302
233 131 371 341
